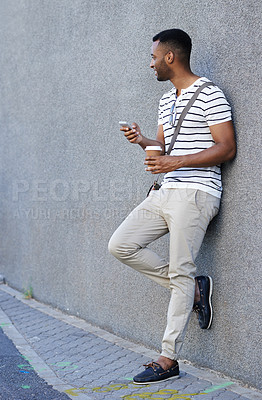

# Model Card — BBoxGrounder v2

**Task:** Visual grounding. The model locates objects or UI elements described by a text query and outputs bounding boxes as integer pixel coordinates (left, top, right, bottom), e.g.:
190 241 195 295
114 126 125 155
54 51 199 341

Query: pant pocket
194 190 220 221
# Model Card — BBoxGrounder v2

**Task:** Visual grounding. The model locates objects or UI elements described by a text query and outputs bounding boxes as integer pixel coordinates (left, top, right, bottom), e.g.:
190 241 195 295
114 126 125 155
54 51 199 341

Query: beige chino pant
108 188 220 360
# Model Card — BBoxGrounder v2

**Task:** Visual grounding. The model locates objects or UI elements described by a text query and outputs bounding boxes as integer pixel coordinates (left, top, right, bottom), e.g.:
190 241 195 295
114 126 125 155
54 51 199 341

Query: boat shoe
193 275 213 329
133 361 179 384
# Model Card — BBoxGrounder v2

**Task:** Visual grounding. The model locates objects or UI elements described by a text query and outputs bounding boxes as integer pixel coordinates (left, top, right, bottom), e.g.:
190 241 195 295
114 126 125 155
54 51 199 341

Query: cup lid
145 146 162 151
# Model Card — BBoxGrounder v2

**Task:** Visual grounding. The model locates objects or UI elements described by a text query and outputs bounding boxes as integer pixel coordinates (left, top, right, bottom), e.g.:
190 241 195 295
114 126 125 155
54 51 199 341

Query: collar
172 77 209 97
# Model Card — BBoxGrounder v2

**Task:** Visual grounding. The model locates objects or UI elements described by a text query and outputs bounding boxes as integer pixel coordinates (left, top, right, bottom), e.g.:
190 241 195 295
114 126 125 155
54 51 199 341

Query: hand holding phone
119 121 142 144
119 121 132 130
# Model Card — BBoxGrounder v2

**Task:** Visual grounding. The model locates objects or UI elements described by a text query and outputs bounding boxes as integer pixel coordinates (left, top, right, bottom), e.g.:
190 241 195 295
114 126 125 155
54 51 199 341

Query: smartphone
119 121 132 130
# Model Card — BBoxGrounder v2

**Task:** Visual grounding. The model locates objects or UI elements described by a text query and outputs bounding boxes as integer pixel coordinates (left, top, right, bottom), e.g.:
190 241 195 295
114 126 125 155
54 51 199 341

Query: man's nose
150 59 154 68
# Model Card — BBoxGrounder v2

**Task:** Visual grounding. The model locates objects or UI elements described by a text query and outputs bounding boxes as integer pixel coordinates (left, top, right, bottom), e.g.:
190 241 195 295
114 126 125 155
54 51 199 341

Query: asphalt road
0 327 70 400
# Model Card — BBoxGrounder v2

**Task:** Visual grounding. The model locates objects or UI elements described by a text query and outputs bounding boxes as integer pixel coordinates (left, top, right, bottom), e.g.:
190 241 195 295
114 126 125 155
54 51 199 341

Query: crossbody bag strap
165 81 215 155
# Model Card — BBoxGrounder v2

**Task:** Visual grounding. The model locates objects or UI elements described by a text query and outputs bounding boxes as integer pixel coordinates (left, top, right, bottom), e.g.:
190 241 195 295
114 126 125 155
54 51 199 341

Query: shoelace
143 361 178 372
193 305 200 313
143 362 160 371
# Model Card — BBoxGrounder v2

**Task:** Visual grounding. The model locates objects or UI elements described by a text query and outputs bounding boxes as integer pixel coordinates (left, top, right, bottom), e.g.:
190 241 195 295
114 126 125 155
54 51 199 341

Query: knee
108 235 119 258
108 234 125 260
108 233 135 261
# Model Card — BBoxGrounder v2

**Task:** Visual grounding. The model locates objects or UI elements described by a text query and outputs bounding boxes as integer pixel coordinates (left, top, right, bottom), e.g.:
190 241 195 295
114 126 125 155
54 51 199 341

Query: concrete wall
0 0 261 389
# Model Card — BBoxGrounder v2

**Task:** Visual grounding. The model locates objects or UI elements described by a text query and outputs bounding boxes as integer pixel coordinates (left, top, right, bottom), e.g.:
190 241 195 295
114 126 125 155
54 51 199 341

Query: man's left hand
145 155 183 174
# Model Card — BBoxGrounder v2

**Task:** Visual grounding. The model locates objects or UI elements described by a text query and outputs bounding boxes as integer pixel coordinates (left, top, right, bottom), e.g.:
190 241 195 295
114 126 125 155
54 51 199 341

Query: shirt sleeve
203 86 232 126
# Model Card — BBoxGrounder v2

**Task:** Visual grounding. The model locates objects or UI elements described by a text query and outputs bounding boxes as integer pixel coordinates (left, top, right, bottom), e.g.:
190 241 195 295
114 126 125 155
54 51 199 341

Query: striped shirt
158 77 232 198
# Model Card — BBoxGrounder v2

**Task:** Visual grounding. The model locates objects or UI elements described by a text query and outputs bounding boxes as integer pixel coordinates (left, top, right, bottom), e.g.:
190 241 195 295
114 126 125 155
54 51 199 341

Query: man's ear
165 51 175 64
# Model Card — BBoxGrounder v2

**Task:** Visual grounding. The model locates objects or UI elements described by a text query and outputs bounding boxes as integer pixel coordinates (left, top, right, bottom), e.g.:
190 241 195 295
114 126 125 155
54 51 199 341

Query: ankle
157 356 177 370
194 277 201 303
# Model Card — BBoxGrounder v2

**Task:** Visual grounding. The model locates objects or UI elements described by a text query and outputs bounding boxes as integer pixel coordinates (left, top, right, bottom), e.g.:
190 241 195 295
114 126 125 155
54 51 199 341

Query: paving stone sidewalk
0 285 261 400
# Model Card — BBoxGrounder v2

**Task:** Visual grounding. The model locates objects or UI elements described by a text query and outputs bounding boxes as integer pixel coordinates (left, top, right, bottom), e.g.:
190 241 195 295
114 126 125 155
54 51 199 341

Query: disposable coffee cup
145 146 162 157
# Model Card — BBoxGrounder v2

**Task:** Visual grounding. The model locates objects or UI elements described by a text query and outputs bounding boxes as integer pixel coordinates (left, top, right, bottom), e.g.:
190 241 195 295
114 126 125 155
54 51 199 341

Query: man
108 29 236 384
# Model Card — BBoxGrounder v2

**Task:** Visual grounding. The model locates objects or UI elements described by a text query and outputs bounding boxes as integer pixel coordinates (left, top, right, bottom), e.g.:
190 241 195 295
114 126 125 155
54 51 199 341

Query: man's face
150 40 170 81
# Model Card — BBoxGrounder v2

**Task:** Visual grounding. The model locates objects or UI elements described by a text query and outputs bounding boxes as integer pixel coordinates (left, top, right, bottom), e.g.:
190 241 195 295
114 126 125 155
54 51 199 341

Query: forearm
145 142 236 174
180 142 236 168
138 135 165 153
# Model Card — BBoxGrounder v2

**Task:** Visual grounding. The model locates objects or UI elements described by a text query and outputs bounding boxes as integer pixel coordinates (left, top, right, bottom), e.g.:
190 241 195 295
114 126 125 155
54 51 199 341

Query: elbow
226 143 237 162
230 142 237 160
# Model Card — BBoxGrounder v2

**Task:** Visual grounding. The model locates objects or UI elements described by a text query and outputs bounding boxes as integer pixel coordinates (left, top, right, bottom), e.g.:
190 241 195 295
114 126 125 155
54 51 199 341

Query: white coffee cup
145 146 162 157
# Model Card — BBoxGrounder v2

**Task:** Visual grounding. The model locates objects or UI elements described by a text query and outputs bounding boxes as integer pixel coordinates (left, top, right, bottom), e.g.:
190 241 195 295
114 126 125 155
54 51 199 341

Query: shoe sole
206 275 213 329
133 374 180 385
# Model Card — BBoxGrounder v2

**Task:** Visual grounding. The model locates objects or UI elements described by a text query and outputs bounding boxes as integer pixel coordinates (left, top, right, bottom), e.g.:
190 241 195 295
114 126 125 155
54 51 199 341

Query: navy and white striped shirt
158 77 232 198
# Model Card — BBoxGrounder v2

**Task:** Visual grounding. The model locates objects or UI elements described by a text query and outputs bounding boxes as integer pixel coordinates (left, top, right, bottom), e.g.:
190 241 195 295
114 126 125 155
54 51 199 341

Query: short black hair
153 29 192 63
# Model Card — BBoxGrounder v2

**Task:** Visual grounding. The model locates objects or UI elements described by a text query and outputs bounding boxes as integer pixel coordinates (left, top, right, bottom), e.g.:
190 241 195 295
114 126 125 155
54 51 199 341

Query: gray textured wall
0 0 261 389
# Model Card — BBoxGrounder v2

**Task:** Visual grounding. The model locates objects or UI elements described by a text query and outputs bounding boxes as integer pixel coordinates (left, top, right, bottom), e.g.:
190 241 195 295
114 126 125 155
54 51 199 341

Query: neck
170 68 200 96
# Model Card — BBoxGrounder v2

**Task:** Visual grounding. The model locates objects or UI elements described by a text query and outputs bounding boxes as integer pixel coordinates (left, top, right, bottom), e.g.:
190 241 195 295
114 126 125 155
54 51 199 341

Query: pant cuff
160 350 177 361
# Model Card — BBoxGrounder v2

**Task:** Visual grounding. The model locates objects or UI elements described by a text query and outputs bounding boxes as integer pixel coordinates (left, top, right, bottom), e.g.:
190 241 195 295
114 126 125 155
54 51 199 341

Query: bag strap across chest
165 81 215 155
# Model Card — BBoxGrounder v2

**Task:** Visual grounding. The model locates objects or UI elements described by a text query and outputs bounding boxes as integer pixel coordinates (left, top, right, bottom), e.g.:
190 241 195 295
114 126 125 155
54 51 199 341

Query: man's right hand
120 123 143 144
